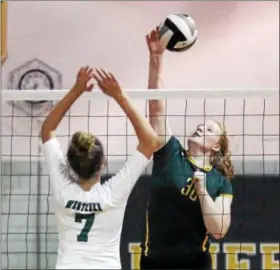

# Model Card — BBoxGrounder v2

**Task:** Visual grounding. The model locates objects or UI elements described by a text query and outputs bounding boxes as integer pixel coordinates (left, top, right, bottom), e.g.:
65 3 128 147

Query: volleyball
159 13 198 52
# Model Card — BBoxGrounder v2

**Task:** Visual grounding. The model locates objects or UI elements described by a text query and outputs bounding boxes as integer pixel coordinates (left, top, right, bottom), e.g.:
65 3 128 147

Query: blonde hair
210 122 234 180
67 131 104 179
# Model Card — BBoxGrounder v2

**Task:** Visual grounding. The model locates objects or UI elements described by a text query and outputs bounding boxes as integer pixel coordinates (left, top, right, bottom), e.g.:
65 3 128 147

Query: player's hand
93 69 124 100
193 171 207 196
73 66 94 94
146 27 165 56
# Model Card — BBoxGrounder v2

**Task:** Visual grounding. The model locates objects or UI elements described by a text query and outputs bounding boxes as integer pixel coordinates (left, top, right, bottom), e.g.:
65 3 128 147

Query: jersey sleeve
217 177 233 198
152 136 181 174
100 150 150 207
42 138 69 199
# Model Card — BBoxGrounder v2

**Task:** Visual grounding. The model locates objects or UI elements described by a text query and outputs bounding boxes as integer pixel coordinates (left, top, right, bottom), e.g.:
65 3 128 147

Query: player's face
188 120 223 153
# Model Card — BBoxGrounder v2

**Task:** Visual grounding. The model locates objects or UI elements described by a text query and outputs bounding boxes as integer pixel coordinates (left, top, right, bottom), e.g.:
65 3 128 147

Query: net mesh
1 91 279 269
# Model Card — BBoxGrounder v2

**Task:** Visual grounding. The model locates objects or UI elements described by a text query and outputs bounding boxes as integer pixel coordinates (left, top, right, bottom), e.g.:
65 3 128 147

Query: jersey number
75 213 95 242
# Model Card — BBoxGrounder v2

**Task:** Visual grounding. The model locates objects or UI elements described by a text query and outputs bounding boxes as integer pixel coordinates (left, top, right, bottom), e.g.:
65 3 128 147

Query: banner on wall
1 0 8 64
127 242 279 270
111 175 279 270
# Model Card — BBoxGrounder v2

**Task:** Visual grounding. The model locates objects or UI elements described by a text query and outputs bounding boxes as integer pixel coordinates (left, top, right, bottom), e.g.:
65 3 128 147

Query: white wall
1 1 279 89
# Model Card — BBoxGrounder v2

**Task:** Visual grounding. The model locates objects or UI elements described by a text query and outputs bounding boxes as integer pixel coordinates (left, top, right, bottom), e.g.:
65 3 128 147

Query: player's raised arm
146 27 172 146
41 67 94 143
93 69 160 206
41 67 94 197
93 69 160 159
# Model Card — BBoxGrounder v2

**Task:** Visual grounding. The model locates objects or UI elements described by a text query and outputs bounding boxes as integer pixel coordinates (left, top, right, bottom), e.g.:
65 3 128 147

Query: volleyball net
1 89 279 269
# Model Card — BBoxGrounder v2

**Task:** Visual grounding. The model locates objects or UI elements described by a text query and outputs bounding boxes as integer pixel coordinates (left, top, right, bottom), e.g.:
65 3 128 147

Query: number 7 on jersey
75 213 95 242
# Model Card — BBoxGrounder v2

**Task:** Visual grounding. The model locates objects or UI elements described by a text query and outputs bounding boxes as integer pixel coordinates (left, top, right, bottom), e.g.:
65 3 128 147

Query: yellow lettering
128 243 141 270
181 178 197 201
210 243 220 270
224 243 256 269
260 243 280 269
189 188 198 201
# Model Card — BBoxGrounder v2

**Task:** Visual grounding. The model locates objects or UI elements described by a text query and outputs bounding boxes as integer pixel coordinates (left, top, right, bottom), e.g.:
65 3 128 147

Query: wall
1 1 279 89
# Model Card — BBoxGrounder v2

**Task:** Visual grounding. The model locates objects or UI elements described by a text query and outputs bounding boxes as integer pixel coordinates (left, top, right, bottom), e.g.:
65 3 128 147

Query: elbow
212 232 226 240
137 135 161 159
40 123 46 140
41 122 55 143
208 220 231 240
151 135 162 152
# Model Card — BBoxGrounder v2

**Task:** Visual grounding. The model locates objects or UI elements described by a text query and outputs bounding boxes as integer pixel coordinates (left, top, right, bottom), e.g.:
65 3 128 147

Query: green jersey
141 136 233 260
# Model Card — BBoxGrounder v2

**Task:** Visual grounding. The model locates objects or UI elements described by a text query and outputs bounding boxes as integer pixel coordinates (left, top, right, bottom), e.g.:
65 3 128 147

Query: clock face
18 69 54 104
18 69 54 90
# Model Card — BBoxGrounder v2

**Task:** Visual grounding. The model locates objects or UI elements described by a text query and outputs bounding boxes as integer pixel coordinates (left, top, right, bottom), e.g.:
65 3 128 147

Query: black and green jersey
141 136 233 260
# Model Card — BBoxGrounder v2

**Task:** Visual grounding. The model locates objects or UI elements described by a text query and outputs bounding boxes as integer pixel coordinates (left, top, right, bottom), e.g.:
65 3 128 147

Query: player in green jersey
140 27 234 270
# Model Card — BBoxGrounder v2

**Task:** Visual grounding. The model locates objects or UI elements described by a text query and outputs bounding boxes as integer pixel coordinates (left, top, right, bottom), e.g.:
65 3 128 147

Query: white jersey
42 138 150 269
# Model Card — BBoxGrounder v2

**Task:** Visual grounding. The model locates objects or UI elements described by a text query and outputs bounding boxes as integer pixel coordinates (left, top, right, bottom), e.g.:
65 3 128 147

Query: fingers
155 27 160 40
108 72 116 80
86 83 94 92
150 30 156 40
147 27 160 41
100 68 112 80
87 67 93 76
96 69 105 81
78 66 94 79
77 67 117 93
93 68 115 83
92 69 104 84
92 68 121 98
151 29 159 41
146 34 151 45
92 70 108 93
78 67 84 77
81 66 93 76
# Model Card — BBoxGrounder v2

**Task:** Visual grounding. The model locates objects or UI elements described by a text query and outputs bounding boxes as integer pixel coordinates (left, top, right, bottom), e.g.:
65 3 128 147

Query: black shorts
140 252 212 270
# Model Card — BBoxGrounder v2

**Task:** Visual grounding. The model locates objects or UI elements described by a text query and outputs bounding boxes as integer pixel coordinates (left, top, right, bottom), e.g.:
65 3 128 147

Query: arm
101 148 150 207
100 93 160 205
195 172 233 239
198 192 232 239
116 93 159 159
41 67 94 143
146 28 172 146
41 90 81 142
93 69 160 159
93 69 160 206
41 67 94 197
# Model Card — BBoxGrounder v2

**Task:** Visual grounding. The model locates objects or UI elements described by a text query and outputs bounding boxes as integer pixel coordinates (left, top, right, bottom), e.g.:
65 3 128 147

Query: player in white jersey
41 67 160 269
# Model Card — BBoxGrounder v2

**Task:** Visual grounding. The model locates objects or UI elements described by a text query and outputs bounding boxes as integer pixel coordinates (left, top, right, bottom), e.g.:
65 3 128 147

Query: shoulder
42 137 60 150
154 136 183 156
126 150 151 170
42 137 64 161
210 168 233 196
42 137 69 184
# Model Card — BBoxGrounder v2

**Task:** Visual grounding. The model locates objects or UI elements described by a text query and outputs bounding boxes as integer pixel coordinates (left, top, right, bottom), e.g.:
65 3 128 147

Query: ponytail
211 150 234 180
